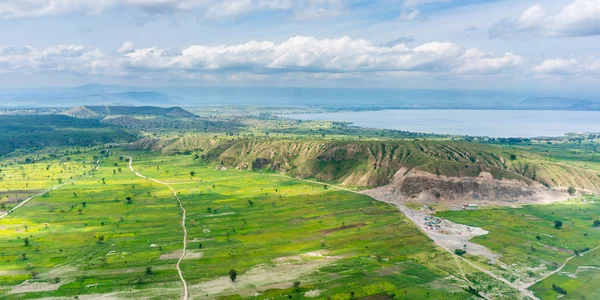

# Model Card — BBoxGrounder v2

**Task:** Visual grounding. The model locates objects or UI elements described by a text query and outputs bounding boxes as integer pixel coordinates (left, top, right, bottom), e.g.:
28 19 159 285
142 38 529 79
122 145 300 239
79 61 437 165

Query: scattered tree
23 237 29 247
126 197 132 204
593 220 600 227
293 281 301 289
552 283 567 295
145 266 153 275
568 186 576 195
97 235 105 243
454 249 467 256
228 269 238 282
190 171 196 177
554 220 563 229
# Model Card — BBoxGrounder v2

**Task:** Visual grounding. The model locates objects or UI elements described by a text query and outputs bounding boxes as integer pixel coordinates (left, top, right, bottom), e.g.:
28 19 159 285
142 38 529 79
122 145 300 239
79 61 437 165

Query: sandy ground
364 188 500 263
9 281 61 294
189 250 340 298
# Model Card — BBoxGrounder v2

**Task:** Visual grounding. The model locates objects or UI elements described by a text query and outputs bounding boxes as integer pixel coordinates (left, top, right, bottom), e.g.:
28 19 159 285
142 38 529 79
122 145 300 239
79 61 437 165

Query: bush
552 283 567 295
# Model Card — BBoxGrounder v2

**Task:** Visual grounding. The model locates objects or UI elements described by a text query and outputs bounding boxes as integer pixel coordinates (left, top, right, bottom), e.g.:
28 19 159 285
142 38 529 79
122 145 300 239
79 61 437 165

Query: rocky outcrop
366 168 571 205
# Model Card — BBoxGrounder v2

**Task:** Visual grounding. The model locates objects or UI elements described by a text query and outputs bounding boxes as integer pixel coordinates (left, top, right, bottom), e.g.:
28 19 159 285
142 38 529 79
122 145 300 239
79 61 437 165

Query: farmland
1 148 500 299
438 198 600 298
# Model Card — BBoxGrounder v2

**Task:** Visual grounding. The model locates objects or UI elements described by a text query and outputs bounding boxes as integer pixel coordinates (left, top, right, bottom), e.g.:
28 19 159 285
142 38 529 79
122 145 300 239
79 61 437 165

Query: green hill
64 105 198 118
130 136 600 198
0 115 139 156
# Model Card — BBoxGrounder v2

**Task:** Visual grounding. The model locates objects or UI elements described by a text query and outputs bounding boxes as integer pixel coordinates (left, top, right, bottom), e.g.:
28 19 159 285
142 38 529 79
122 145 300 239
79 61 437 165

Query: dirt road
126 157 189 300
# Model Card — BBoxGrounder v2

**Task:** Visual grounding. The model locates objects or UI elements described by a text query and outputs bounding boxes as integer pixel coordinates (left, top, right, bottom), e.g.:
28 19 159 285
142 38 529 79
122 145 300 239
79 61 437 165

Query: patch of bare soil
371 168 571 209
364 185 501 263
9 281 61 294
189 250 340 298
160 250 183 260
321 223 366 234
184 250 204 259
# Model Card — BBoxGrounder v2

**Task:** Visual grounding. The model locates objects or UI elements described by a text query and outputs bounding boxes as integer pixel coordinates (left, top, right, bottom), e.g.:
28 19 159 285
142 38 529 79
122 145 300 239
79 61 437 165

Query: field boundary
126 156 189 300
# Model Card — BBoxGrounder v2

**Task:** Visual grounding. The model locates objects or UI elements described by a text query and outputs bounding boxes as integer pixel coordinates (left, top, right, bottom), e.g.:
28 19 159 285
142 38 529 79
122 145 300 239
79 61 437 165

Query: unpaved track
0 160 100 220
525 244 600 289
126 157 189 300
281 176 538 299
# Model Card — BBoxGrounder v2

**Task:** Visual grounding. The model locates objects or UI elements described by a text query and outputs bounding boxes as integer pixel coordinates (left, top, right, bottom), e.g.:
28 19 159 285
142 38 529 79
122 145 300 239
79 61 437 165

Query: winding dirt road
126 156 189 300
285 176 539 299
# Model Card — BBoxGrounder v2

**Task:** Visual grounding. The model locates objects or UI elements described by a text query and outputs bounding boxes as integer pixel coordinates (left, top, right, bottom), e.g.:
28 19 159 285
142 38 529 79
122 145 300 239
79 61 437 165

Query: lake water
287 110 600 137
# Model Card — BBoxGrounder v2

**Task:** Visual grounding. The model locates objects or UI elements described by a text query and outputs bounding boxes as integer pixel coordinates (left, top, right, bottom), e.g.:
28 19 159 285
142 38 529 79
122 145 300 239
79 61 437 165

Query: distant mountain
72 84 140 95
64 105 198 119
518 97 600 110
82 92 172 105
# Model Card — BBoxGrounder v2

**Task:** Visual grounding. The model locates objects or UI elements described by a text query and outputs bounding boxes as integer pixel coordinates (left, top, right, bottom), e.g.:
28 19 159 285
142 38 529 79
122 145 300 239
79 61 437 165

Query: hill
129 137 600 203
519 97 600 110
0 115 138 156
64 105 198 118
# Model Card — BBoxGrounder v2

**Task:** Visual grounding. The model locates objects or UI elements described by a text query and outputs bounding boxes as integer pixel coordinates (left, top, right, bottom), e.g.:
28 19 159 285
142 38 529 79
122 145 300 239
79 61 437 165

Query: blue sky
0 0 599 95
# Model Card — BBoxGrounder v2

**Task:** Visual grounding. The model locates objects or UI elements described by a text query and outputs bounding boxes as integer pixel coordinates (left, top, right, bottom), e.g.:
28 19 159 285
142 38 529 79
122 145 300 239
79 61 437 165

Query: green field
438 199 600 298
1 149 499 299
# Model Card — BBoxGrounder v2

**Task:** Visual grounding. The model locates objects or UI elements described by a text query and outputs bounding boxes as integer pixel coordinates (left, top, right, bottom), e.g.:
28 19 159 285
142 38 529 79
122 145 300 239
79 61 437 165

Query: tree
293 281 301 289
228 269 237 282
190 171 196 177
82 201 87 207
510 154 517 160
554 220 563 229
454 249 467 256
126 197 132 204
145 266 153 275
23 237 29 247
97 235 105 243
593 220 600 227
568 186 576 195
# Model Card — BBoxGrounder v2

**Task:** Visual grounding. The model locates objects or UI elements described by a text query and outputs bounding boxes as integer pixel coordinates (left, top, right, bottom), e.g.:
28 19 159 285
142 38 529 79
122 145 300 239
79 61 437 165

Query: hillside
519 97 600 110
129 136 600 203
64 105 198 118
0 115 138 155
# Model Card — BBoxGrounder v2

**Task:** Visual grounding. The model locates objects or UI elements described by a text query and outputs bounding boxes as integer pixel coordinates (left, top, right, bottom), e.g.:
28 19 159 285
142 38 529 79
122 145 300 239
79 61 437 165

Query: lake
286 110 600 137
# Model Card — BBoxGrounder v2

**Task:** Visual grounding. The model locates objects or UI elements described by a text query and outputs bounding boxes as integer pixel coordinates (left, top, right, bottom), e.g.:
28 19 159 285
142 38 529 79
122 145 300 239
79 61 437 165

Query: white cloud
490 0 600 38
115 42 136 54
403 0 451 8
0 0 345 19
533 58 600 74
398 9 420 21
0 36 525 81
456 49 523 74
0 0 110 19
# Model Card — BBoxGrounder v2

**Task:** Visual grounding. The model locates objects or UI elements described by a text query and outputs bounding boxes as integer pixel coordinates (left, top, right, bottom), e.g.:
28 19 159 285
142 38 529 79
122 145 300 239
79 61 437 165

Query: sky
0 0 599 95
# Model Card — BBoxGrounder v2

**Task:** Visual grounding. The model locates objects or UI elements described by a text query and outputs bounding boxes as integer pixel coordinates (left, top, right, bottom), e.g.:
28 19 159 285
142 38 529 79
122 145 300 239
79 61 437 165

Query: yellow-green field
1 149 501 299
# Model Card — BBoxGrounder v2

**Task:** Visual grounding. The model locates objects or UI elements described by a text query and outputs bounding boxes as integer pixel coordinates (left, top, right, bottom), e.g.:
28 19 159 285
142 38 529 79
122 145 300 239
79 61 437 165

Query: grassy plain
438 198 600 297
0 149 487 299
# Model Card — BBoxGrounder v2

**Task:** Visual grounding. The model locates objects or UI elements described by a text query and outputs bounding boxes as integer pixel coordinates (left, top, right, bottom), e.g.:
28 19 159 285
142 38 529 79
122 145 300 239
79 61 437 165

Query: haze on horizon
0 0 599 98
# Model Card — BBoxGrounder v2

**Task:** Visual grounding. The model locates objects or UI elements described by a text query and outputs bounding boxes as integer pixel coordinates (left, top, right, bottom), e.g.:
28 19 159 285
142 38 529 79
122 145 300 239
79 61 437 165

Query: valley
1 105 599 299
